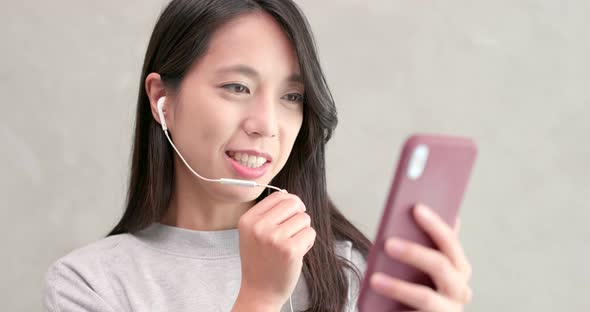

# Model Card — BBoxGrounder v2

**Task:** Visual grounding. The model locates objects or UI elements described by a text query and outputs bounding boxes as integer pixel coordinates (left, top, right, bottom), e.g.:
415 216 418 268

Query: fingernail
386 238 406 254
370 272 390 289
416 204 432 219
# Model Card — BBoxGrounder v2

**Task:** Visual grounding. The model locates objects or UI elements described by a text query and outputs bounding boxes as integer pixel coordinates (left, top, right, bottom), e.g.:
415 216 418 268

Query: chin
212 183 266 203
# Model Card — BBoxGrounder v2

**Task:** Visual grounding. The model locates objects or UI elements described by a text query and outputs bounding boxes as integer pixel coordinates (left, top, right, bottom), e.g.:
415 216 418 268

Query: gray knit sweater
43 223 367 312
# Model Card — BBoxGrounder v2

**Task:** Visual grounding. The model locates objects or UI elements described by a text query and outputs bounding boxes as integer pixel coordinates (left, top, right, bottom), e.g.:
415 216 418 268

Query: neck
160 163 254 231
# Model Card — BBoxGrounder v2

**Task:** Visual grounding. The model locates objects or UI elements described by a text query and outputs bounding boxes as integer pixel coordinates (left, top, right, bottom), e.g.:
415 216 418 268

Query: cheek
199 110 239 151
176 97 237 151
280 112 304 155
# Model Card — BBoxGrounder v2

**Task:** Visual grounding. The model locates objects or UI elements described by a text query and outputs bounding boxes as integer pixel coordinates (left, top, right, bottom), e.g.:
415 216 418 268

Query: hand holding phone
357 134 477 312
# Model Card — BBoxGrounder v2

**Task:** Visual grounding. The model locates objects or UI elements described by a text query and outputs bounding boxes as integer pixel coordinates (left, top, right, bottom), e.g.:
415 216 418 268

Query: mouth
226 150 272 169
225 150 272 180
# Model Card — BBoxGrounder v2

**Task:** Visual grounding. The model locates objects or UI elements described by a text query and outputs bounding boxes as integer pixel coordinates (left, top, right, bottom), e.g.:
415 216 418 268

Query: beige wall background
1 0 588 311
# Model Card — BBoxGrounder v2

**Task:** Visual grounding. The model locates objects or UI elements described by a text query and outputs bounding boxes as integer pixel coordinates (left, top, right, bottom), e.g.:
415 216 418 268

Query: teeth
232 152 267 168
248 156 256 167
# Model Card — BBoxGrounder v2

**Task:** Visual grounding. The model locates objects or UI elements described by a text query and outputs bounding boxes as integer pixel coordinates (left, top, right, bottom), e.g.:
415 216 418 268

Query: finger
273 212 312 241
385 238 469 301
370 272 459 312
414 204 471 279
246 192 298 216
261 197 306 225
287 226 316 256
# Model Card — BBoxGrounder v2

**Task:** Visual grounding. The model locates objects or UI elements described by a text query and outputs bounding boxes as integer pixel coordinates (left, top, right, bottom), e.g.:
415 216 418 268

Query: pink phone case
357 134 478 312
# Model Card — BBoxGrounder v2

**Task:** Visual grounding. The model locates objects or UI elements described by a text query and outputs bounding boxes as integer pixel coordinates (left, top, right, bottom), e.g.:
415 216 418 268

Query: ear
145 72 169 129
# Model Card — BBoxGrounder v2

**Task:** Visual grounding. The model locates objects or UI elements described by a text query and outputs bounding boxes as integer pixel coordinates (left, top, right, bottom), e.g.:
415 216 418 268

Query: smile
228 152 268 168
225 150 272 179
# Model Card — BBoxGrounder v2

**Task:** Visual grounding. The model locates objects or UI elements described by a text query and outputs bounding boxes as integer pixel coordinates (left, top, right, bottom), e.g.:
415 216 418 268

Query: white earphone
156 96 294 311
156 97 169 131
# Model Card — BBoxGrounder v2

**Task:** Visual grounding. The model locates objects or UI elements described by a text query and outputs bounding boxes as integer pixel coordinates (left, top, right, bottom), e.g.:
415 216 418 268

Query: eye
282 93 304 104
223 83 250 94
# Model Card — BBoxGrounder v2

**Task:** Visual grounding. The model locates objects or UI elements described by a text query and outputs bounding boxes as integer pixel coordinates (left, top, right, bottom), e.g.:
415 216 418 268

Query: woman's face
167 12 304 202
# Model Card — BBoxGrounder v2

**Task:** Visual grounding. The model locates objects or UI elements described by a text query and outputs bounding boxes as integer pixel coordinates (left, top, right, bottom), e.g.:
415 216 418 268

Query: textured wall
1 0 588 311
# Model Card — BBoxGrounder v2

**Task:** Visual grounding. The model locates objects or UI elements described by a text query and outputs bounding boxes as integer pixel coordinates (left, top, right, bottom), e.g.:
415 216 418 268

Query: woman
43 0 472 311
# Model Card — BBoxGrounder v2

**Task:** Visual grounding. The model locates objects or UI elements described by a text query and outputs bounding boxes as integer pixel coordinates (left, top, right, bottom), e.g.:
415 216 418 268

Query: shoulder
334 240 369 312
43 234 134 311
334 240 368 275
48 234 132 271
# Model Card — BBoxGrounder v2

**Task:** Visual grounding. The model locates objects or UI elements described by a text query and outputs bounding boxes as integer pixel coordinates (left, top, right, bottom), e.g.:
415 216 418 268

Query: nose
242 92 278 138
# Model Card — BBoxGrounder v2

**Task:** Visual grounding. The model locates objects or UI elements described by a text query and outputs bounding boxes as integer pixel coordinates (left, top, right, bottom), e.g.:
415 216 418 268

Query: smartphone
357 134 478 312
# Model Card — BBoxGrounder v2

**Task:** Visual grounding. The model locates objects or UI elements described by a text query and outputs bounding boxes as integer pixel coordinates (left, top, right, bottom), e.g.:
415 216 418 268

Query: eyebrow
215 64 303 84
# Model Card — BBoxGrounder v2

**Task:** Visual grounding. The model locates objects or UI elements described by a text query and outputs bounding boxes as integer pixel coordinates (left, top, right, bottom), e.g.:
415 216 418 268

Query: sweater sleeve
43 260 117 312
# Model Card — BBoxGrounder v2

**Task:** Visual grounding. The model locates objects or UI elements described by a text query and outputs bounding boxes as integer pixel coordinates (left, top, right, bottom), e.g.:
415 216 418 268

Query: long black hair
108 1 372 311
